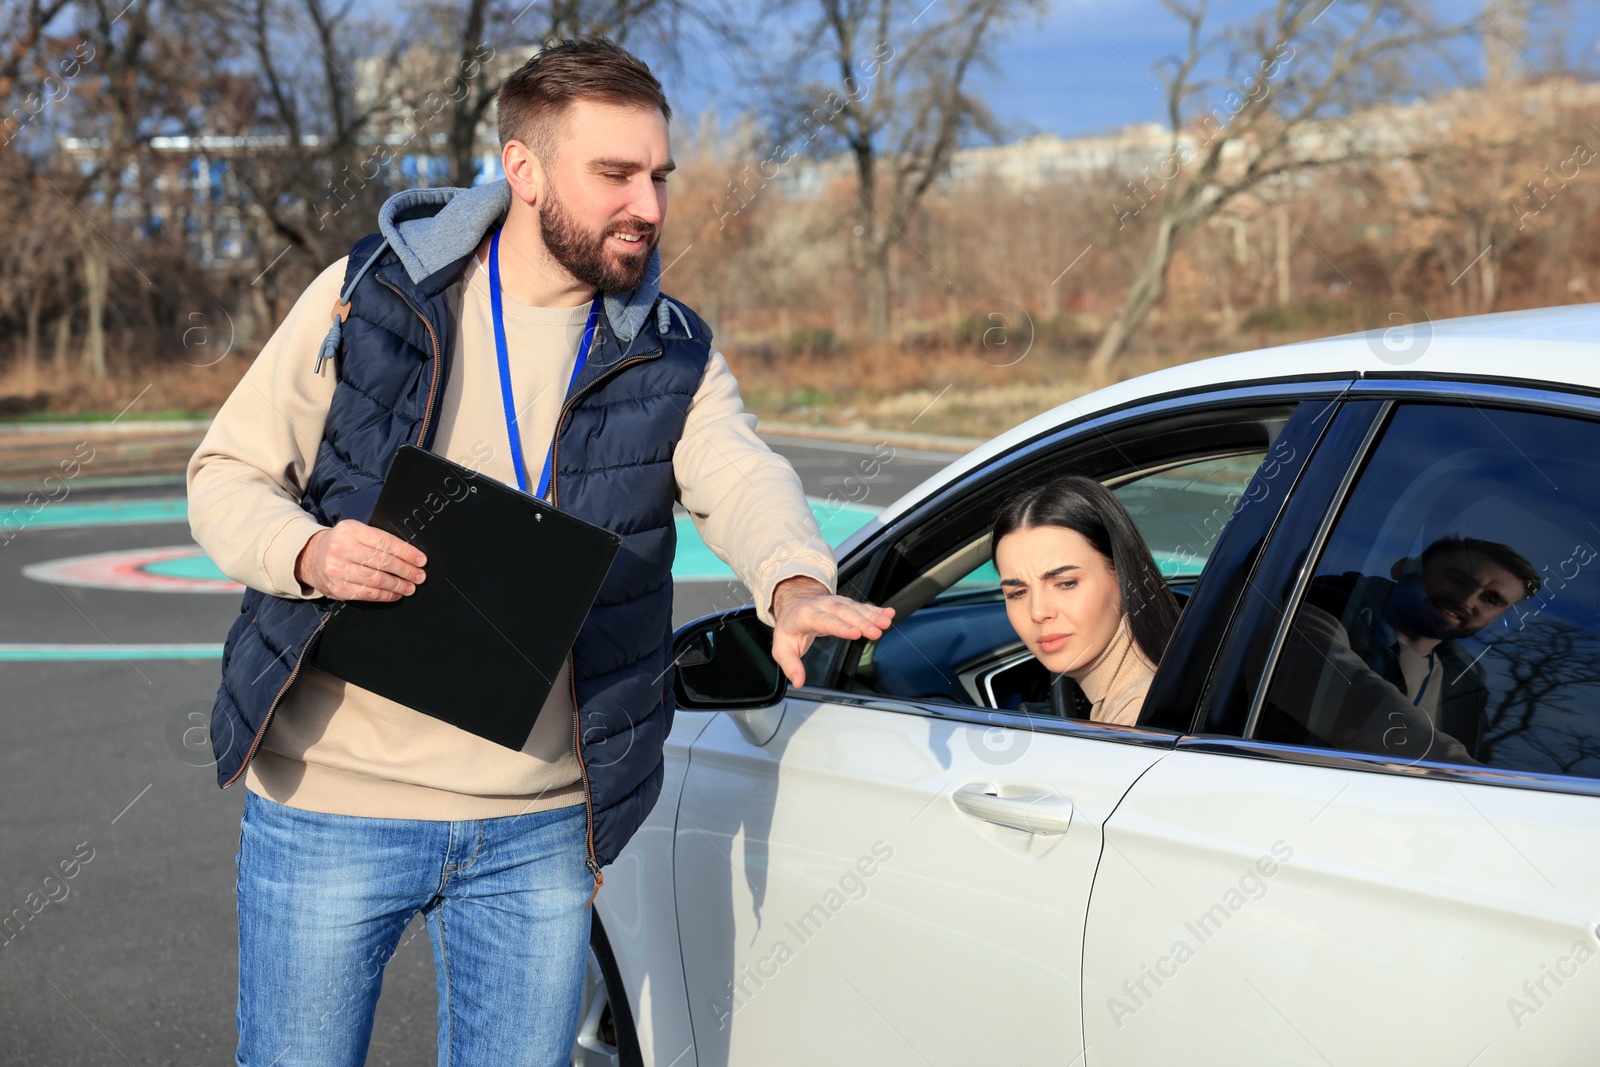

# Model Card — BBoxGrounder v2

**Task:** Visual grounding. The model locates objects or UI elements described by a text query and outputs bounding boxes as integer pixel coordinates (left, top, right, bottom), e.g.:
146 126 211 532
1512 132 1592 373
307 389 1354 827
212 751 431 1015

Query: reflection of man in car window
1270 537 1541 763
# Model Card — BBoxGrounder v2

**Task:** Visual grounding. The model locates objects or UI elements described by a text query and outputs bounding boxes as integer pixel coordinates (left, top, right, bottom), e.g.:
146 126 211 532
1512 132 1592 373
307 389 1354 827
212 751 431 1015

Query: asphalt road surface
0 429 958 1066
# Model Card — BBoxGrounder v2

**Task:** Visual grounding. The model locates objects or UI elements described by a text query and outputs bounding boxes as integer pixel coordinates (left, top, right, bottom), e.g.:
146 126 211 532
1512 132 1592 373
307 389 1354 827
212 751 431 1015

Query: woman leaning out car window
992 474 1181 724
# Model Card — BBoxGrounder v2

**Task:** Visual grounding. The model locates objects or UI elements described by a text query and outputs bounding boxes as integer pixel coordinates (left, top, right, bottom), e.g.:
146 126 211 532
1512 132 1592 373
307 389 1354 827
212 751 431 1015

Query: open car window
1113 453 1270 580
846 448 1270 712
1258 403 1600 781
928 451 1270 607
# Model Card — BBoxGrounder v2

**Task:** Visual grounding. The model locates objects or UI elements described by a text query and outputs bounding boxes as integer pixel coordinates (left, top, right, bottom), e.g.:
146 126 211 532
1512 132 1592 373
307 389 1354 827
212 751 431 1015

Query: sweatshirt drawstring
316 239 390 375
655 296 692 340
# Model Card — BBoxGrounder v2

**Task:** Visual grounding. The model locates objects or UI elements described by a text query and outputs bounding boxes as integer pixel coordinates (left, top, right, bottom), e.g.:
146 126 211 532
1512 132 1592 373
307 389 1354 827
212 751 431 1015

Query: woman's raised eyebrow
999 564 1080 587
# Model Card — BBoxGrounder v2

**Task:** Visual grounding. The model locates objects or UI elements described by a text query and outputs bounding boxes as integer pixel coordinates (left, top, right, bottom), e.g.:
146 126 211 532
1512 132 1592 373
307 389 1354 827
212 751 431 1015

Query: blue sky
662 0 1600 141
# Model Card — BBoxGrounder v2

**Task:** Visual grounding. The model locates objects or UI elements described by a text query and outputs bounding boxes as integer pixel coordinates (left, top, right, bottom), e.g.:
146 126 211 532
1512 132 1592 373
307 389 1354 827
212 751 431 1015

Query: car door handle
952 785 1074 835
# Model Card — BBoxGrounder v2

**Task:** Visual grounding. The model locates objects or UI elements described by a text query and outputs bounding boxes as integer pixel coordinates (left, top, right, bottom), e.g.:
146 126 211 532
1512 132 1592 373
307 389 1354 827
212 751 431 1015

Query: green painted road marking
0 644 223 661
670 501 878 579
4 497 189 529
1151 552 1206 578
957 560 1000 586
141 554 228 580
0 474 187 494
5 498 885 660
20 499 881 583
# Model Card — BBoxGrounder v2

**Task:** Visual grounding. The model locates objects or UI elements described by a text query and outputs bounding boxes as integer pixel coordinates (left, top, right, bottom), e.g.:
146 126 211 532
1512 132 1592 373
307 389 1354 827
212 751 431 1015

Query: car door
1084 385 1600 1066
670 385 1344 1066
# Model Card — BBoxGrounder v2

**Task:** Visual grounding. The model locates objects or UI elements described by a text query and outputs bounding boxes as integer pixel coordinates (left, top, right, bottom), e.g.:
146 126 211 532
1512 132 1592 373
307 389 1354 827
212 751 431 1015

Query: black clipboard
311 443 622 750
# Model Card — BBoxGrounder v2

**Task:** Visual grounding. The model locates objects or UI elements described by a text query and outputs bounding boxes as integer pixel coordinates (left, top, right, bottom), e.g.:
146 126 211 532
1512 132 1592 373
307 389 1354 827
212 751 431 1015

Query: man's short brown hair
496 35 671 164
1421 535 1542 601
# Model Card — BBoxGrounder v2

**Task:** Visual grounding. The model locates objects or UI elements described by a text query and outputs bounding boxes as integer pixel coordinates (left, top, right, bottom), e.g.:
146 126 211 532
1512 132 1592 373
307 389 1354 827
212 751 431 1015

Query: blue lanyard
489 227 601 499
1411 650 1436 707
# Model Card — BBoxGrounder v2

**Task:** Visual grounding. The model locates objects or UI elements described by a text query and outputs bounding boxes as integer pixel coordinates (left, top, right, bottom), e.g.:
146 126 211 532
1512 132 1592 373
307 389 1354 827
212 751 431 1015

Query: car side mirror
673 609 787 711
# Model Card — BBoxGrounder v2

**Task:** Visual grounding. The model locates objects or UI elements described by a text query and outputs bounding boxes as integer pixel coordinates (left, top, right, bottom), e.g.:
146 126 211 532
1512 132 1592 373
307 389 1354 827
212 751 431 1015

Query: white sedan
575 304 1600 1067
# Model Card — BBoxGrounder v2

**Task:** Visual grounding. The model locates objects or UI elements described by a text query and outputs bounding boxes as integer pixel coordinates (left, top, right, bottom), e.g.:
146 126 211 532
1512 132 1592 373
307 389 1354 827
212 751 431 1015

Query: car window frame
1184 377 1600 799
787 379 1356 750
1141 394 1350 731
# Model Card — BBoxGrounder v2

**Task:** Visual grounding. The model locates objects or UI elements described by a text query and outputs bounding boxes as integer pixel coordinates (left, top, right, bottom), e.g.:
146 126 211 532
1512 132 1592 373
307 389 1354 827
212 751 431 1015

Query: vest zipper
377 276 444 447
224 276 447 789
552 348 663 903
574 663 603 910
547 350 661 511
221 609 334 788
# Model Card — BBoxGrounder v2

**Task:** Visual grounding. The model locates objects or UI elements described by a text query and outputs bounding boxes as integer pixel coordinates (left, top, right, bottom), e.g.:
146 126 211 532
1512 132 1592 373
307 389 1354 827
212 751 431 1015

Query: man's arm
1275 604 1476 765
673 351 893 687
187 259 347 597
187 257 425 603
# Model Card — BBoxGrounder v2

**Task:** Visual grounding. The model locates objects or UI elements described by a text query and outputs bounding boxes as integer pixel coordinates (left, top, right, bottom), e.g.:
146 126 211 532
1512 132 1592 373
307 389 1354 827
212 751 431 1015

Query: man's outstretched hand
770 575 895 688
294 519 427 602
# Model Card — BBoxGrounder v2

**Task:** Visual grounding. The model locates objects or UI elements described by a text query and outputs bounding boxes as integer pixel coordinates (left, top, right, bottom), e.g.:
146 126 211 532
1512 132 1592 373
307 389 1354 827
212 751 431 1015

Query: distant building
54 71 1600 265
55 42 532 266
947 125 1176 187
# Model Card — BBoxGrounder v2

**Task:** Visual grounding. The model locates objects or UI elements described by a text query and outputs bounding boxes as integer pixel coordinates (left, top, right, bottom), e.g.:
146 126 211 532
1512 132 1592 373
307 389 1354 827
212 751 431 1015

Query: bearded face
1388 549 1526 641
539 177 658 294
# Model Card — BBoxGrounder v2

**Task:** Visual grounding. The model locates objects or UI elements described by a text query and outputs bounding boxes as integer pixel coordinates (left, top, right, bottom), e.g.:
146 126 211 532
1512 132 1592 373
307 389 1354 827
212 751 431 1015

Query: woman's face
996 525 1123 678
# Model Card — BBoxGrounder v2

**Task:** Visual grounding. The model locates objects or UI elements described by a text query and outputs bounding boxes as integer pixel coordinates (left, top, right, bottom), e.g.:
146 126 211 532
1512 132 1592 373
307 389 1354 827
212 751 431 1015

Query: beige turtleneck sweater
1071 614 1157 727
188 252 836 820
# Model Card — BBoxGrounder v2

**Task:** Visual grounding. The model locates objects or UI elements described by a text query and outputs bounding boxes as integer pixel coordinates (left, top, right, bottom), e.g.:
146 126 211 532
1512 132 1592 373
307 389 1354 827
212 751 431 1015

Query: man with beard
187 36 894 1066
1263 536 1540 765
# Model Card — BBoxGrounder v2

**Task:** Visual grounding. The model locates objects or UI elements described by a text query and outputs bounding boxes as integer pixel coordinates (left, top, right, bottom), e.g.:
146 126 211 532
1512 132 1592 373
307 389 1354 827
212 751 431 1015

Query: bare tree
404 0 700 189
439 0 499 188
1088 0 1476 374
759 0 1041 340
0 0 73 93
72 0 158 378
239 0 392 260
0 157 69 386
1478 620 1600 777
0 0 76 381
10 0 168 381
1 0 232 379
1481 0 1525 87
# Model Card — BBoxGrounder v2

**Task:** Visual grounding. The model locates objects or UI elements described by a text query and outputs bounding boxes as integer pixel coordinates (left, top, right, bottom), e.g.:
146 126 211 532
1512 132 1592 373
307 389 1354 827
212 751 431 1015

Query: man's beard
539 183 658 294
1388 572 1476 641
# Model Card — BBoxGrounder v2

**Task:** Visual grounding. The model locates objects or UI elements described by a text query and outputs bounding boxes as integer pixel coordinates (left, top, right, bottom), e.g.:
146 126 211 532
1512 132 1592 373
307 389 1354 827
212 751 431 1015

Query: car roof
859 302 1600 542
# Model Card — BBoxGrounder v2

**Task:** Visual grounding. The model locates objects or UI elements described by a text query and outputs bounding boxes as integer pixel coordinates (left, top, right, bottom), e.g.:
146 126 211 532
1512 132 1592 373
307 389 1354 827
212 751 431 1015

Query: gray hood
375 179 664 343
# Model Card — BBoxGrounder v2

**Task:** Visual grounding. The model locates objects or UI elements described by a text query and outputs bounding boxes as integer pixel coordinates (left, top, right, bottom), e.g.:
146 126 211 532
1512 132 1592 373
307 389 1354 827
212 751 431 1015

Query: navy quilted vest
208 232 712 871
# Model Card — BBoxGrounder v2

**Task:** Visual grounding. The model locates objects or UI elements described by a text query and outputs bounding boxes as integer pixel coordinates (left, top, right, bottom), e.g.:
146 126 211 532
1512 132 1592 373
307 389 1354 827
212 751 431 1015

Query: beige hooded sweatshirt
187 248 836 820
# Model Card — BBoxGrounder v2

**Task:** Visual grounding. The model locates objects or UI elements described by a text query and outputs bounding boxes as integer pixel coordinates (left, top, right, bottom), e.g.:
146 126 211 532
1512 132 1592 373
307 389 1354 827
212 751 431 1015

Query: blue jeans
235 791 593 1067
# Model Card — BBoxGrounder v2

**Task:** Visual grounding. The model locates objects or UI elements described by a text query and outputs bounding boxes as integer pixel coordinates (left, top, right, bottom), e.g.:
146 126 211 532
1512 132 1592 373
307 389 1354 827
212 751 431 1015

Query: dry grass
0 359 248 421
718 329 1234 438
0 323 1249 439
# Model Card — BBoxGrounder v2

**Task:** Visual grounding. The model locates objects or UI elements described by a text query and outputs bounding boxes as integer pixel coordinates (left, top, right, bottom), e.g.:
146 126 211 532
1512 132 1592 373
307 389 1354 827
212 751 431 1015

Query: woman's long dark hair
990 474 1180 665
